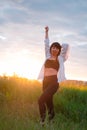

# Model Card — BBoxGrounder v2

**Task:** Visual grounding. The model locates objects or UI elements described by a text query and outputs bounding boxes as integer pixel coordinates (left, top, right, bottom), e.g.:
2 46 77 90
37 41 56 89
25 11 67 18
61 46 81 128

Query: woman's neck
50 56 57 60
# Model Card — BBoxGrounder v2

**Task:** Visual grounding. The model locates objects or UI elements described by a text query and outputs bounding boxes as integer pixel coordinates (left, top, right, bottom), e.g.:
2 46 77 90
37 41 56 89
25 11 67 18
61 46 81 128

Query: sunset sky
0 0 87 81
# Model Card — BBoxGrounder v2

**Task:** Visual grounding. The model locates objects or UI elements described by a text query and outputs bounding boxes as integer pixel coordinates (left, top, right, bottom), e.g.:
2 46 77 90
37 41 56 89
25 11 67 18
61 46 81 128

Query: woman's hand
45 26 49 32
45 26 49 39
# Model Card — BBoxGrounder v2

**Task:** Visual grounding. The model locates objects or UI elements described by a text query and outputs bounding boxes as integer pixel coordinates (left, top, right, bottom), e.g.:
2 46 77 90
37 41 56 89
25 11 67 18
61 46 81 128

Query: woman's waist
44 68 58 77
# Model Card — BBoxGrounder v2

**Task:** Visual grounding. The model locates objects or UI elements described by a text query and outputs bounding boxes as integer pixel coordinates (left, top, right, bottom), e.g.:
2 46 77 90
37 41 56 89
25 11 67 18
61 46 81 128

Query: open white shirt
38 38 69 83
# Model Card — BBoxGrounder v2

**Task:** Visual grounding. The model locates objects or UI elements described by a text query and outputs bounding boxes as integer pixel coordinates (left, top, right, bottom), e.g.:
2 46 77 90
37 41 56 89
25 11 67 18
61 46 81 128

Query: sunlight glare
0 51 42 80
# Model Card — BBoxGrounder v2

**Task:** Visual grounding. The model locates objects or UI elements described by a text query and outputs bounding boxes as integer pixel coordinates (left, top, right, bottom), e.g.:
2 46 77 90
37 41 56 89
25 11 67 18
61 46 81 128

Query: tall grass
0 76 87 130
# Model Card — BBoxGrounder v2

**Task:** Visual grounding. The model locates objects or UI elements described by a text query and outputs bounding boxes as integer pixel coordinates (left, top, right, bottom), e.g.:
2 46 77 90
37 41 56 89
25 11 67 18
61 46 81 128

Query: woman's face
50 46 59 57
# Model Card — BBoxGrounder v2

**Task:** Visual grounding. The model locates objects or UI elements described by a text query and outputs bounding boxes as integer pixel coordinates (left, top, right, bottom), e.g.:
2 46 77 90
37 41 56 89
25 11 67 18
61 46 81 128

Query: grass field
0 75 87 130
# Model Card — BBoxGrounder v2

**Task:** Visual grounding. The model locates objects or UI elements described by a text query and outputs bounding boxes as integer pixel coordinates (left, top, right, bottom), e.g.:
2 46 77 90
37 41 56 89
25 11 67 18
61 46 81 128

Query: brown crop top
45 59 59 71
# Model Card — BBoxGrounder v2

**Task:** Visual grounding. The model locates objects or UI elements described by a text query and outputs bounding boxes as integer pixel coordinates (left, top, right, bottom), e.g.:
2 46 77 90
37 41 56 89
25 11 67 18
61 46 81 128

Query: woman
38 26 69 125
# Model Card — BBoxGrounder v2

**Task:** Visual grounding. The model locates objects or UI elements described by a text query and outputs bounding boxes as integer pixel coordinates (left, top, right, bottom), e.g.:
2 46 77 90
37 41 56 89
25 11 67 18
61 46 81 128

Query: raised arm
44 26 50 59
60 43 70 62
45 26 49 39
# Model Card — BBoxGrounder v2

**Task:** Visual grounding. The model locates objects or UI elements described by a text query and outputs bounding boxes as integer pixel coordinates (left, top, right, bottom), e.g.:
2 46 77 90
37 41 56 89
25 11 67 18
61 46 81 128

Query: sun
17 59 41 80
0 51 42 80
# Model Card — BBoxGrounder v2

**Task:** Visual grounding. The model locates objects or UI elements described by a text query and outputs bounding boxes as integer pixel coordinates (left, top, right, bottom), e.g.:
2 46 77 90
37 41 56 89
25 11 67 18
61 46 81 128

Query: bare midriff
44 68 58 77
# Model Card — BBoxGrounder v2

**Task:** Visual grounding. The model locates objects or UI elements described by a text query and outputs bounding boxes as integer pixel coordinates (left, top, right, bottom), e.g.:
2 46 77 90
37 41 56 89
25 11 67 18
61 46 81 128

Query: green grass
0 76 87 130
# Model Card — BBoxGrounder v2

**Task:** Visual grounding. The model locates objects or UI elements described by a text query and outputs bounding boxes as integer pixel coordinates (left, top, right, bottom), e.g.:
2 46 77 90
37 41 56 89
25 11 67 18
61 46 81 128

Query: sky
0 0 87 81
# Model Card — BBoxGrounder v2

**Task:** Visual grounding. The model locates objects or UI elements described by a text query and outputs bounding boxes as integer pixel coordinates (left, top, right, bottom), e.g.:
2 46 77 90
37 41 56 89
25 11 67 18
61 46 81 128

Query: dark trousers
38 75 59 122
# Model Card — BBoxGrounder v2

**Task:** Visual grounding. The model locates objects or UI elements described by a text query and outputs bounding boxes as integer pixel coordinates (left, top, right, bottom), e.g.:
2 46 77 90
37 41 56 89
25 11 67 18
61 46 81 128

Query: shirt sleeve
58 56 66 82
60 43 70 62
44 38 51 59
37 64 44 80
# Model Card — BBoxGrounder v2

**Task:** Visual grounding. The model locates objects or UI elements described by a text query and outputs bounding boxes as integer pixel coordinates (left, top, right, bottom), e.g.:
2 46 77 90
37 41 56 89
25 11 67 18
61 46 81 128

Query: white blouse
38 38 69 83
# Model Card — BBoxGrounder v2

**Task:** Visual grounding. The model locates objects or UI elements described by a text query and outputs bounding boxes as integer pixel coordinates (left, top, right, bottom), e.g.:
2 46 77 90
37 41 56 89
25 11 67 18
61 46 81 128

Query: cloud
0 0 87 45
0 0 87 41
0 35 6 40
1 0 87 27
0 0 87 48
